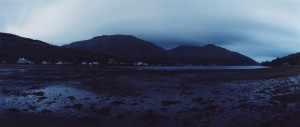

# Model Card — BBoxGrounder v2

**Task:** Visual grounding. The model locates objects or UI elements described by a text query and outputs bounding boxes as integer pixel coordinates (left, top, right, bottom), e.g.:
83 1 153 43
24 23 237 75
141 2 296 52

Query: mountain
262 52 300 66
64 35 258 65
1 32 258 66
63 35 172 64
0 32 106 64
169 44 258 65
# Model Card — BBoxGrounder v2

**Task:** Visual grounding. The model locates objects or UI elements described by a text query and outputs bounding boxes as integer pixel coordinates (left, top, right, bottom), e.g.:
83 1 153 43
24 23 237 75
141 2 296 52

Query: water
119 66 269 70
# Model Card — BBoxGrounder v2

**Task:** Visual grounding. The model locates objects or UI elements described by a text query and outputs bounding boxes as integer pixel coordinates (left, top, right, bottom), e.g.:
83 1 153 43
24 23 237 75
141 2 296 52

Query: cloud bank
1 0 300 62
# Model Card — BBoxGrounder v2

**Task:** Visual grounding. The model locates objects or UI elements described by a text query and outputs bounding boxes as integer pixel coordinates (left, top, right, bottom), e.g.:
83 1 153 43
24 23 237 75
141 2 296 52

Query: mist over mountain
0 32 106 64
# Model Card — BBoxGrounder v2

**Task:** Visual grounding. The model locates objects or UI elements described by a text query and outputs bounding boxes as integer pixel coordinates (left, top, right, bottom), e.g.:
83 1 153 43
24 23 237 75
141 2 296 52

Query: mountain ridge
64 34 258 65
262 52 300 66
0 32 106 64
0 32 258 65
63 34 173 64
169 44 258 65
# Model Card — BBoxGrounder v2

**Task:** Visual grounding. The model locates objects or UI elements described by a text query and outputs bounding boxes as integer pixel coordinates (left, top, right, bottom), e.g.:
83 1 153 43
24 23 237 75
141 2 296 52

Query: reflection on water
119 66 269 70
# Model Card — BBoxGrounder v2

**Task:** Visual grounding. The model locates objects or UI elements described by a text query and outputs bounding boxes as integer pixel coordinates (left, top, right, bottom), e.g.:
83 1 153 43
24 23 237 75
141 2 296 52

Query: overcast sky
1 0 300 62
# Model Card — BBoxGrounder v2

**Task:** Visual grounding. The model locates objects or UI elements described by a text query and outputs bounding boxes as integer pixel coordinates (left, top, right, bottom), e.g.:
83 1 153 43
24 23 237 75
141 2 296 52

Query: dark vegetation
0 113 102 127
64 35 173 65
262 52 300 66
0 32 259 65
169 44 258 65
0 33 107 64
161 100 181 106
4 32 300 67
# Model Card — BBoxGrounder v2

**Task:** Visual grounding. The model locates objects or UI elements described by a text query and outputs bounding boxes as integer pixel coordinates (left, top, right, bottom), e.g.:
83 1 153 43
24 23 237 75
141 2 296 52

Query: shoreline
0 65 300 127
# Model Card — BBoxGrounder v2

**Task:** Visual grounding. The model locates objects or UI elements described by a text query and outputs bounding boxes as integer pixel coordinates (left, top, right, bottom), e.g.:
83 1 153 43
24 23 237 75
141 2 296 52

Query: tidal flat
0 65 300 127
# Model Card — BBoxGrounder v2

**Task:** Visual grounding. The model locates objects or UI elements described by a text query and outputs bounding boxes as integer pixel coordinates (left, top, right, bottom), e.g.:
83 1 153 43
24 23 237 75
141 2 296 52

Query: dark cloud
1 0 300 62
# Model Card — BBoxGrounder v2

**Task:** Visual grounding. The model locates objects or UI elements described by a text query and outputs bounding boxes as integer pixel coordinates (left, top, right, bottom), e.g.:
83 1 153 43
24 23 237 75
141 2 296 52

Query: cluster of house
17 57 34 64
133 61 148 66
11 57 150 66
108 59 149 66
81 61 99 65
15 57 100 65
41 61 73 65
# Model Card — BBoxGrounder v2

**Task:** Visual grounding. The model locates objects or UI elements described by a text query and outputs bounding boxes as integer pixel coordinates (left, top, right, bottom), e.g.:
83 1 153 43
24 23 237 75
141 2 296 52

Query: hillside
63 35 172 64
0 32 106 64
262 52 300 66
0 32 259 66
169 44 258 65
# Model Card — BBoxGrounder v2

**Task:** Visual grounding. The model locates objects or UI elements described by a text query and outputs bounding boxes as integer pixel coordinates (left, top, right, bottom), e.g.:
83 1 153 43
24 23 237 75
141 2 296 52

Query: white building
56 61 64 65
82 61 99 65
2 60 7 64
42 61 51 65
91 62 99 65
108 59 117 64
134 61 148 66
17 57 34 64
81 62 87 65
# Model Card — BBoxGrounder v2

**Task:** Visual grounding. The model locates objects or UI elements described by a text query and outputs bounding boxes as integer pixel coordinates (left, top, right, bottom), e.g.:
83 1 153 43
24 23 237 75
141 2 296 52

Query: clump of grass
94 106 112 116
138 110 160 125
161 100 181 106
33 91 45 96
28 86 40 90
1 88 23 96
28 105 37 110
110 100 125 106
7 108 20 113
272 93 300 103
41 109 52 114
71 103 83 109
37 96 47 102
67 96 76 101
80 116 102 124
192 96 204 103
238 102 253 110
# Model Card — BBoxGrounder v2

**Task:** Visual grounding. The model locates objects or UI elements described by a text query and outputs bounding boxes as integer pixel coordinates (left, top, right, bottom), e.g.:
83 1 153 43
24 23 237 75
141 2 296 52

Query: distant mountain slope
1 32 258 66
169 44 258 65
0 32 106 64
63 35 171 62
64 35 258 65
262 52 300 66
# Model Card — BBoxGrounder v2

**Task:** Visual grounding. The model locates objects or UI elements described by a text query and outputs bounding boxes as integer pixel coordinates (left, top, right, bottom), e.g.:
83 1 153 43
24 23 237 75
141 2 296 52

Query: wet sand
0 65 300 127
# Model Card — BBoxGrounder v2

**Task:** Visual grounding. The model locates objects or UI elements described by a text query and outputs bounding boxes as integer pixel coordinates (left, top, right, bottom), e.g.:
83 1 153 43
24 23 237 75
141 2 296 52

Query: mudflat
0 65 300 127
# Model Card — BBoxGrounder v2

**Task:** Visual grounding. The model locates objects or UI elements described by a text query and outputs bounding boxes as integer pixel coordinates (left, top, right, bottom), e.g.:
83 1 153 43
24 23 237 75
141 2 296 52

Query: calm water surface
120 66 269 70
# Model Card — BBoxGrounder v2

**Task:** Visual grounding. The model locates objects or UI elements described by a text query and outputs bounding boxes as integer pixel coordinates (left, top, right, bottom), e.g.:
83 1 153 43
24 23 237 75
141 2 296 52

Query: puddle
0 84 101 116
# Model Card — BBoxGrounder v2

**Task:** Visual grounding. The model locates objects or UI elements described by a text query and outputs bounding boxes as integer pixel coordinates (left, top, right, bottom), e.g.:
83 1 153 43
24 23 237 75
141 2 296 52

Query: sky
0 0 300 62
